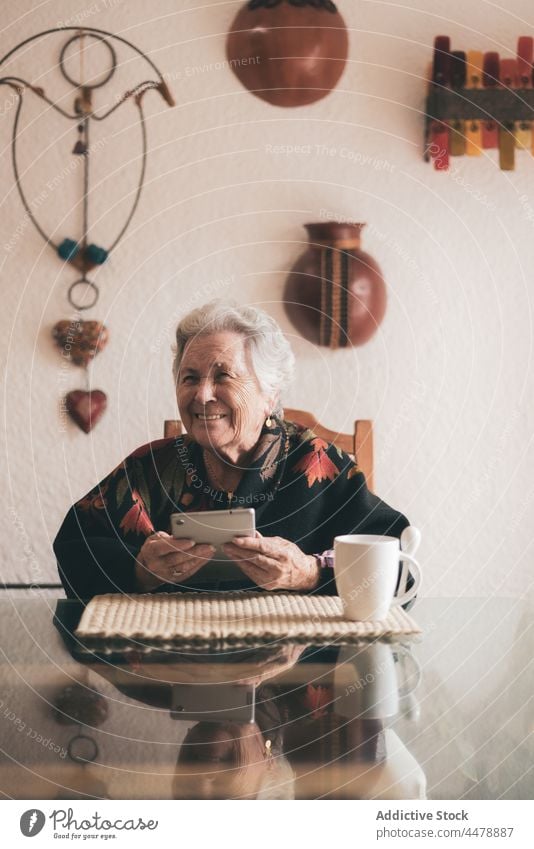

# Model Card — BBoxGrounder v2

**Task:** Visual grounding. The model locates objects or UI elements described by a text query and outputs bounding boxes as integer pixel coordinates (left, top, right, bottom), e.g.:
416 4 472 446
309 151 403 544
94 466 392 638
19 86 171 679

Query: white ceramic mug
334 643 422 720
334 534 422 621
334 643 401 719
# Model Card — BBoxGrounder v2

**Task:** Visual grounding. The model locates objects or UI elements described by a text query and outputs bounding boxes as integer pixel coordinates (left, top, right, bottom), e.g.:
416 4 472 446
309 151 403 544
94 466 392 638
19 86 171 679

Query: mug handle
391 552 422 608
394 644 422 698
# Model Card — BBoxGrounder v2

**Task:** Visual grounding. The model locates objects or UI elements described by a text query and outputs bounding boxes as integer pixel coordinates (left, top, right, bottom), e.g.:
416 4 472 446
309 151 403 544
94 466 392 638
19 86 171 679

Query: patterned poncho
54 417 409 599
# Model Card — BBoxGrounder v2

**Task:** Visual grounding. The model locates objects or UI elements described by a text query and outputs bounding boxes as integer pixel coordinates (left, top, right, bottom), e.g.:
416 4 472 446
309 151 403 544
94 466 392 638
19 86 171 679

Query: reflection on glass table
0 597 531 800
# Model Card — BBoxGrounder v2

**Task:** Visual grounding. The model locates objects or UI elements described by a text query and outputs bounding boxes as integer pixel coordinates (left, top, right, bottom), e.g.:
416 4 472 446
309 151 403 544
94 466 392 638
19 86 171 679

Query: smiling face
176 331 274 463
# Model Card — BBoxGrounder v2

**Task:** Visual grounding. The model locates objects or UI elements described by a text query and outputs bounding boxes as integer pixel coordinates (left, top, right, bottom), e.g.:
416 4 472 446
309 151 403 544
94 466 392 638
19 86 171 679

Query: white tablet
170 508 255 559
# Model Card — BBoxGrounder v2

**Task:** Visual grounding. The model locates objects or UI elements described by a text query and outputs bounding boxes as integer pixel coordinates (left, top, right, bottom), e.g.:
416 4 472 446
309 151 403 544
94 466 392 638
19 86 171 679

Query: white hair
172 301 295 416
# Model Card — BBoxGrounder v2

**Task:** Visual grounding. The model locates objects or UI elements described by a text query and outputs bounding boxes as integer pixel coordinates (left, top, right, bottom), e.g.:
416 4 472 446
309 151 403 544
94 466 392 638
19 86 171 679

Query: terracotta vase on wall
284 222 387 348
226 0 348 107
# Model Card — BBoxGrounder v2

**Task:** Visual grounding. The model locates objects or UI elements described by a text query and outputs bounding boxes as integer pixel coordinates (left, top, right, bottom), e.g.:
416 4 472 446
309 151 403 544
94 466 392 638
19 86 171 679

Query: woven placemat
75 592 421 649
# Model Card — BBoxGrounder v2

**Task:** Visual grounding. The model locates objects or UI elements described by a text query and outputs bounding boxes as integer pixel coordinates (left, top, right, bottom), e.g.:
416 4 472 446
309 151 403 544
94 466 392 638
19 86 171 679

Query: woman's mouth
194 413 226 421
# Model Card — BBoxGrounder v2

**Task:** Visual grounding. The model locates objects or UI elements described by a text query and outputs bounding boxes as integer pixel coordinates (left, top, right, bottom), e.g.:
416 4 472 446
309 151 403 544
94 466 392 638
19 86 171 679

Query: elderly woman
54 301 409 599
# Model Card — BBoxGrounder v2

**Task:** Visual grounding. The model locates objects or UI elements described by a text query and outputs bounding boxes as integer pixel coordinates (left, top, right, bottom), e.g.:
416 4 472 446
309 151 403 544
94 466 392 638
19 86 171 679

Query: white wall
1 0 533 597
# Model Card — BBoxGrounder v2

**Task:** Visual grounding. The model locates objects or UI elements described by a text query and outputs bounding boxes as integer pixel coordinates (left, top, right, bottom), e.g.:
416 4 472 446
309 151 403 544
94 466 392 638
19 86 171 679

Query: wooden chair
164 410 374 490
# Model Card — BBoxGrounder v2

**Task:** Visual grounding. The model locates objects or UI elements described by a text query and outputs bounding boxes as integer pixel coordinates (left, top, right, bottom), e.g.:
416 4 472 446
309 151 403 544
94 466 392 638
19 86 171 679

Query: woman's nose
194 378 216 404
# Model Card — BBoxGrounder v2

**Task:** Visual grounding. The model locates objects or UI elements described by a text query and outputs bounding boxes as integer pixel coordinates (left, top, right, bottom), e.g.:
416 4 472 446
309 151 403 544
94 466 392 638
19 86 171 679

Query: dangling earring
264 739 272 759
265 414 274 428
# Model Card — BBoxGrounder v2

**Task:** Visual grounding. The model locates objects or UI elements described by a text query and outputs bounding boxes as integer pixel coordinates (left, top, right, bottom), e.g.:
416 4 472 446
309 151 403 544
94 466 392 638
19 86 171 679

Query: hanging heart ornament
53 320 109 367
66 390 108 433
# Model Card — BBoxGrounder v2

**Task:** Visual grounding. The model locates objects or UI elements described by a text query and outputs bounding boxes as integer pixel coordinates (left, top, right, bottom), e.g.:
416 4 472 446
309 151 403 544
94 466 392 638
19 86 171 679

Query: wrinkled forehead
181 331 252 372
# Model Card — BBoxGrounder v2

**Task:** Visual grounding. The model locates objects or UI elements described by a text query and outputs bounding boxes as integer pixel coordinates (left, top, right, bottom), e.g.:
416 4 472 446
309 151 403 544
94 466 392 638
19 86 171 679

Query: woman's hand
223 532 321 592
135 532 215 592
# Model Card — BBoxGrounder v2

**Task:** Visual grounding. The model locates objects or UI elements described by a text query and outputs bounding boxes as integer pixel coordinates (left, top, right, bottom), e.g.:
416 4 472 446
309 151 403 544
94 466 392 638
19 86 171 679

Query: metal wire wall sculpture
0 27 174 432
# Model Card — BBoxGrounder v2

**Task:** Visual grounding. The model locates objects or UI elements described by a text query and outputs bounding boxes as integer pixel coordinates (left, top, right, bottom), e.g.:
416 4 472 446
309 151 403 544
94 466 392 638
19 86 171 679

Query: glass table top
0 595 532 800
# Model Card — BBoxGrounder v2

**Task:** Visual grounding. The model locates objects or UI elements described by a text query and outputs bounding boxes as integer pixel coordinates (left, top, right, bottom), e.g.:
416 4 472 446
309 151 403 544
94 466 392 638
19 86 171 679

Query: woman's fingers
224 537 285 587
239 563 279 590
153 537 197 558
163 544 214 568
166 544 215 581
140 533 196 562
223 544 276 571
224 538 277 560
223 535 316 591
140 539 214 583
228 535 286 560
229 535 272 552
136 535 214 590
231 554 284 590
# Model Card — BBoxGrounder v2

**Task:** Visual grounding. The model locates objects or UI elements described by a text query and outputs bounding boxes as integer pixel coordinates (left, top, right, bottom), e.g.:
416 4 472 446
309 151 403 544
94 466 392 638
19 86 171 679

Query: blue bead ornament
84 244 109 265
58 238 79 260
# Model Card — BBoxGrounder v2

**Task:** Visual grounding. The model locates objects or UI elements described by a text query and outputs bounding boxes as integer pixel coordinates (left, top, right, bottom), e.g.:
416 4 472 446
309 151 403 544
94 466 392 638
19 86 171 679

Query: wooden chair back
164 411 374 490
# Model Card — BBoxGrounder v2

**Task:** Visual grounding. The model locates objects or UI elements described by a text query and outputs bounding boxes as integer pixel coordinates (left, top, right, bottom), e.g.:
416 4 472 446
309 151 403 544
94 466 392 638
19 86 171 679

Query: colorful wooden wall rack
425 36 534 170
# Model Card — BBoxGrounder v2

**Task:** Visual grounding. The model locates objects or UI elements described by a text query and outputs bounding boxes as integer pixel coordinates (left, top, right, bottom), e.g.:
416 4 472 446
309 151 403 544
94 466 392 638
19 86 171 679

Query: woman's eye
216 372 232 380
182 375 197 384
